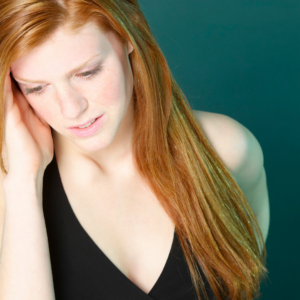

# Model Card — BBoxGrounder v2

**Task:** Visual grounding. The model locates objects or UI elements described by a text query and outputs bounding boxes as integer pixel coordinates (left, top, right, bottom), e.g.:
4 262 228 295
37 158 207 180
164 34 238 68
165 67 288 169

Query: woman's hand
2 69 54 177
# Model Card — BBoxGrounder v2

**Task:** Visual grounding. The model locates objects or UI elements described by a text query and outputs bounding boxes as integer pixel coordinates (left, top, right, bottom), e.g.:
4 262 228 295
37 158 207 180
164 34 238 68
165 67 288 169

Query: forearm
0 174 55 300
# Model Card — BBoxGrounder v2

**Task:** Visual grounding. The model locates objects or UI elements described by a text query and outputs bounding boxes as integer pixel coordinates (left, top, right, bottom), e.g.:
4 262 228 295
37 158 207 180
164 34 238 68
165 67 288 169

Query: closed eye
25 65 103 96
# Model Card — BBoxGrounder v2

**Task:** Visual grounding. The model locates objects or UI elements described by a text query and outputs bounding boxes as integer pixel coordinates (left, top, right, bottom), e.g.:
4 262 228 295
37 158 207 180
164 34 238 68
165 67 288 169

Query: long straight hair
0 1 268 299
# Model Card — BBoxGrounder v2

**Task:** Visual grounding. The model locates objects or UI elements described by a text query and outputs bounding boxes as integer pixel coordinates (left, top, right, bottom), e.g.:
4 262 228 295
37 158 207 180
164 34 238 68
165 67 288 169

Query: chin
74 133 113 153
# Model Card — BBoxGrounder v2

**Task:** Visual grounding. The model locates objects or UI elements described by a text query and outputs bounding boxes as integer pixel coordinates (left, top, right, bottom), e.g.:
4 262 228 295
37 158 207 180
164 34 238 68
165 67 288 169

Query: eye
25 85 44 96
25 65 103 96
77 65 102 81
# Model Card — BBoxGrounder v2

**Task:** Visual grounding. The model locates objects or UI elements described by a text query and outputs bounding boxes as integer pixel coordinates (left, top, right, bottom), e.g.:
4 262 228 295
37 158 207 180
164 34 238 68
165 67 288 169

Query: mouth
67 114 105 137
68 115 103 129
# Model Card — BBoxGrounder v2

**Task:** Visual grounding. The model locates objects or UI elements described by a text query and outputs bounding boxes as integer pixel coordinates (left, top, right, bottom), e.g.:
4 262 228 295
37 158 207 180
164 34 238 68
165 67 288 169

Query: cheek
23 97 44 118
32 105 54 124
94 65 128 107
25 97 54 124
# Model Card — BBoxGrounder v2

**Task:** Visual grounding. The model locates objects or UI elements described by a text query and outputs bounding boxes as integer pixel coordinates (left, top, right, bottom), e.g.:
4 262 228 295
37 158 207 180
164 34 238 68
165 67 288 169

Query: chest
58 168 175 294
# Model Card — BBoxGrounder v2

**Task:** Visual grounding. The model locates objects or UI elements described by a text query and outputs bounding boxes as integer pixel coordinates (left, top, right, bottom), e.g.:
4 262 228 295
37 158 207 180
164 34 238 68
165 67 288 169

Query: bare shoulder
192 109 264 186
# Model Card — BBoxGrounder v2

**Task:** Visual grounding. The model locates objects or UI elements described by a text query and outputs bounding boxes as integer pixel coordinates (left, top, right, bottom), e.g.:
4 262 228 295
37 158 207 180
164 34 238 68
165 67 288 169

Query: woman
0 0 269 299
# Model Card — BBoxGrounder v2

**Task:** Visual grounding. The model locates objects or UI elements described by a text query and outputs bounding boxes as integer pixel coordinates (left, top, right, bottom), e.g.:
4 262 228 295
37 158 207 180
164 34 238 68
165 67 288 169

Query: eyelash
25 65 102 96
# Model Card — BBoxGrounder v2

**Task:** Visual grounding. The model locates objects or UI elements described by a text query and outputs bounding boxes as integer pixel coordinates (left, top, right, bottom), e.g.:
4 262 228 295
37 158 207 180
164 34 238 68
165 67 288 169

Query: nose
56 85 88 119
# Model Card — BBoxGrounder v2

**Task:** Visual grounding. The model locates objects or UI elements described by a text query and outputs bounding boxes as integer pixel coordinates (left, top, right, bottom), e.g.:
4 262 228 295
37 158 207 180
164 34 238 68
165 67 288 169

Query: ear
126 40 134 55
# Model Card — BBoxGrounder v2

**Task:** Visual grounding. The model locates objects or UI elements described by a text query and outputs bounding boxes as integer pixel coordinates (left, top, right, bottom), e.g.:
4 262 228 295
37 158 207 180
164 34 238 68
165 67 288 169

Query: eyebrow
13 53 102 84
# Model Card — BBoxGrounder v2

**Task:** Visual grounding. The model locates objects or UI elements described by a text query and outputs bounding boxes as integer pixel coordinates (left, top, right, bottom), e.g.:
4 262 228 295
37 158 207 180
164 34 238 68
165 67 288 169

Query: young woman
0 1 269 299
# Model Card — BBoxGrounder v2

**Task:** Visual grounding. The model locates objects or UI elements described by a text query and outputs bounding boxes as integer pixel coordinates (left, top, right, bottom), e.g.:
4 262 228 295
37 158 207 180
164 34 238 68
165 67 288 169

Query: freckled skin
10 21 135 179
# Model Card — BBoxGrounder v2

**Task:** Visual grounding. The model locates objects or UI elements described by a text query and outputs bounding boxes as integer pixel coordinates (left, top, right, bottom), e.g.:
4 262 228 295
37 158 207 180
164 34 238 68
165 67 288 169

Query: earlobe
127 41 134 54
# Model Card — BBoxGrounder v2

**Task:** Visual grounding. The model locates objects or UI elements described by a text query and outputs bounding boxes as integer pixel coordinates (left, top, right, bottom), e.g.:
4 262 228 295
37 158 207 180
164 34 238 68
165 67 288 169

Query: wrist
3 171 44 206
3 171 38 186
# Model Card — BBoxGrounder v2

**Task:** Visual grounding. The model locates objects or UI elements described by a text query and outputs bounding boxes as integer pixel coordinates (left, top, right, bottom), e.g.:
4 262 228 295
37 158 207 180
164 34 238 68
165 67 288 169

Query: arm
224 121 270 245
235 163 270 245
0 172 56 300
193 110 270 244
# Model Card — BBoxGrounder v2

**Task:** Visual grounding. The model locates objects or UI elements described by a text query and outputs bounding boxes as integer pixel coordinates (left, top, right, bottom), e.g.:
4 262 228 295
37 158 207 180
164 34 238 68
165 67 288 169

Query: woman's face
10 21 134 158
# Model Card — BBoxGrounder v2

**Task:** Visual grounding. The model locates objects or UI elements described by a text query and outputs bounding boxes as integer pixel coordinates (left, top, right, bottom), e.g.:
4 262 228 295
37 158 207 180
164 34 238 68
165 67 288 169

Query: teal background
138 1 300 299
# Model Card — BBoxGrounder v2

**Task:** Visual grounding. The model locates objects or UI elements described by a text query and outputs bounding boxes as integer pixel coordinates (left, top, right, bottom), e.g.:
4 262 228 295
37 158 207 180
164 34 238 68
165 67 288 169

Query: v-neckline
53 152 177 297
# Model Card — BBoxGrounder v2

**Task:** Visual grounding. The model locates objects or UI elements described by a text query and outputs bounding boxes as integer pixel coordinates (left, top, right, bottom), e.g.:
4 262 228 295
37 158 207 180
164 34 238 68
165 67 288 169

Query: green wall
139 0 300 299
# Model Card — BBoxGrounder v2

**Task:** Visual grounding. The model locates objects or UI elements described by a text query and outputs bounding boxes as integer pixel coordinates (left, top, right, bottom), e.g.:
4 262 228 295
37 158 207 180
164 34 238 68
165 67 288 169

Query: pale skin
1 21 269 294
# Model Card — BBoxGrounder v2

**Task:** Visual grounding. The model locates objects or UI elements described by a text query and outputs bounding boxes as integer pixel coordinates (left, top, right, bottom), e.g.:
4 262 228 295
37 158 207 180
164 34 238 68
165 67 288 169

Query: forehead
10 22 114 75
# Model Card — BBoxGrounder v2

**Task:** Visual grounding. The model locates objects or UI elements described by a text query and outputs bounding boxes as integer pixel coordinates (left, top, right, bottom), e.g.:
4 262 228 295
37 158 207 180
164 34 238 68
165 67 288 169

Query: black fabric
42 153 218 300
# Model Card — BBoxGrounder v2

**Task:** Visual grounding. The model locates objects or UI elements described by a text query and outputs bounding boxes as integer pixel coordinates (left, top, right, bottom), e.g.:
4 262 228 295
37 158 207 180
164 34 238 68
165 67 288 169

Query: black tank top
42 153 218 300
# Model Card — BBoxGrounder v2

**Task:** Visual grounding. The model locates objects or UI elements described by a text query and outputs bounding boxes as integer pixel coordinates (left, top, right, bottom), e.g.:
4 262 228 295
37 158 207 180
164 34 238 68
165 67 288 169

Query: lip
68 115 103 129
67 114 105 137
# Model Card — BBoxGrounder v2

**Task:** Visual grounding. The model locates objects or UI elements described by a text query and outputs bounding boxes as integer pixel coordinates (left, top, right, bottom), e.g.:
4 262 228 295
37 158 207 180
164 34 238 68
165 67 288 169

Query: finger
10 74 31 112
10 73 22 94
38 116 48 126
3 70 13 114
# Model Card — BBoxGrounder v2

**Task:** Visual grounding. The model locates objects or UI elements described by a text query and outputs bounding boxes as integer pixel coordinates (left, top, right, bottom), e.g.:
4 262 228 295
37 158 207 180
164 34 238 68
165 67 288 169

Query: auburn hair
0 1 268 299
